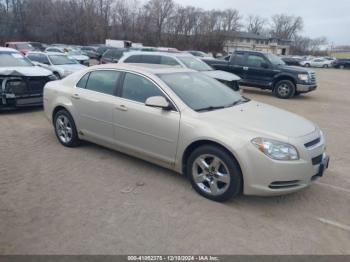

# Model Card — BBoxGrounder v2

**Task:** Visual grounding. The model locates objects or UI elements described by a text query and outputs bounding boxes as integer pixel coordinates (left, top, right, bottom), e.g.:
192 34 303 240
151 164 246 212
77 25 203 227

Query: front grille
312 154 323 165
269 180 301 189
304 137 321 148
26 77 48 94
309 72 316 84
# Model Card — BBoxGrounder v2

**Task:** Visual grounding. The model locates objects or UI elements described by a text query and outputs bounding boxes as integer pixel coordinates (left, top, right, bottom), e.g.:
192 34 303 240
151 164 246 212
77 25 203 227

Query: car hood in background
0 66 53 77
202 70 241 81
200 100 316 139
69 55 89 61
56 64 87 71
278 64 313 74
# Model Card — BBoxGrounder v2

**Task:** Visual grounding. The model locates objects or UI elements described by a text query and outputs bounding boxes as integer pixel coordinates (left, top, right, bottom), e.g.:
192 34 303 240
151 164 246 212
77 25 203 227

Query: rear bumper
296 84 317 93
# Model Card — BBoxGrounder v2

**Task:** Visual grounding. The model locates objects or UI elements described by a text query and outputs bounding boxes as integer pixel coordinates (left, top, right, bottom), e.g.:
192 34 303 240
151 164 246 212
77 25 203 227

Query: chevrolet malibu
43 64 329 201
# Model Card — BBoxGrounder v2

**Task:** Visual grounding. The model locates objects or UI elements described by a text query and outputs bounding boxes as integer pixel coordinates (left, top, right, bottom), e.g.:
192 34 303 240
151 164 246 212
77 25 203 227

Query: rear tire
186 145 242 202
323 64 329 68
274 80 296 99
54 109 80 147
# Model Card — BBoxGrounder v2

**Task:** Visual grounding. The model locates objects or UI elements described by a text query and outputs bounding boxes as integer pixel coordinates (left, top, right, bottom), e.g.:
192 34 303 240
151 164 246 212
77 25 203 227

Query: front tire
186 145 242 202
54 109 80 147
274 80 296 99
323 64 329 68
305 63 310 67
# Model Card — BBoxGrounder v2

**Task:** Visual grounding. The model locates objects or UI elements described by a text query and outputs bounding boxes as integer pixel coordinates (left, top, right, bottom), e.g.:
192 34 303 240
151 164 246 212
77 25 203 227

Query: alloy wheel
55 115 73 144
192 154 231 196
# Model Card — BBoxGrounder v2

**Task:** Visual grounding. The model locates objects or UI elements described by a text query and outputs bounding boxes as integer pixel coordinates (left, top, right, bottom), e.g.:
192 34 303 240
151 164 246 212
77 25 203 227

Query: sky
169 0 350 45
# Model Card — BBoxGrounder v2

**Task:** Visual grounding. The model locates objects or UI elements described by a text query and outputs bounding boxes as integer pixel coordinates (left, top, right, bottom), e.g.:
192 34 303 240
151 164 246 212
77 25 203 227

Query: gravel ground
0 68 349 255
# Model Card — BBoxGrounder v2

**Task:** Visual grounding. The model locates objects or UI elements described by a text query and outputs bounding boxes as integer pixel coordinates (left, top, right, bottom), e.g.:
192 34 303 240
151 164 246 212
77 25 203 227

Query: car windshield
0 52 33 67
177 56 213 71
266 53 285 65
49 55 78 65
158 72 244 112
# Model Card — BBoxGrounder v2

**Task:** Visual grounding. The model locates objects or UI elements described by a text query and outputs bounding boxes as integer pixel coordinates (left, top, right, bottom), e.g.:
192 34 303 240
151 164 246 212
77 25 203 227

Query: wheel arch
181 139 243 179
52 105 73 124
272 74 297 90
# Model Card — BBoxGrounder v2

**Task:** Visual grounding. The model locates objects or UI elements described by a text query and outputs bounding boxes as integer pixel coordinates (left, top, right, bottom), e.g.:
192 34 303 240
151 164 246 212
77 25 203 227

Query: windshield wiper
224 97 250 108
196 105 225 112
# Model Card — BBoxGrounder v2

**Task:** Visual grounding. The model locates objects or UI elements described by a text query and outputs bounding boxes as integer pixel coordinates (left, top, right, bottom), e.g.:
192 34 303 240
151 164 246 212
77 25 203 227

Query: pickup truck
202 51 317 99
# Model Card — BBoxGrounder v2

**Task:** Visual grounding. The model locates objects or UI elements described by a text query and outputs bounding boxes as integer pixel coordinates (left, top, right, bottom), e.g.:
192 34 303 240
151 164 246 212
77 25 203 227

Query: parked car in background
300 58 333 68
4 42 35 55
29 42 46 52
202 50 317 99
95 46 115 61
119 52 241 90
186 50 211 58
281 57 302 66
333 58 350 69
0 47 56 108
45 46 89 66
44 64 329 201
80 46 99 59
100 48 130 64
26 52 87 79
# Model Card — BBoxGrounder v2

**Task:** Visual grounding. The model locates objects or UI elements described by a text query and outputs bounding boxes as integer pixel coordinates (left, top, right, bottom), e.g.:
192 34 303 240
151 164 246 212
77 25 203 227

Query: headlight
298 74 309 82
251 137 299 161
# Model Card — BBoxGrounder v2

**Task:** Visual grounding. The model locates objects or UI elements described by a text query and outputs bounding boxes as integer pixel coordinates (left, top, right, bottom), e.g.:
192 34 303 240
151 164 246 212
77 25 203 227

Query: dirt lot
0 69 349 255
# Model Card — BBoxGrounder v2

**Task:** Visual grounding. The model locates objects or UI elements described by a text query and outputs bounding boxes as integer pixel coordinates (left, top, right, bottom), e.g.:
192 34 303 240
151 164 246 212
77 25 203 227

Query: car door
226 52 246 80
72 70 121 143
113 72 180 164
244 53 276 87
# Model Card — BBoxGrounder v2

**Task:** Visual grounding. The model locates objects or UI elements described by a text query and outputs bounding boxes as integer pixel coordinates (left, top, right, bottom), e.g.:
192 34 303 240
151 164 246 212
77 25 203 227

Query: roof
227 31 269 40
0 47 19 52
26 51 65 56
124 51 192 58
88 63 195 75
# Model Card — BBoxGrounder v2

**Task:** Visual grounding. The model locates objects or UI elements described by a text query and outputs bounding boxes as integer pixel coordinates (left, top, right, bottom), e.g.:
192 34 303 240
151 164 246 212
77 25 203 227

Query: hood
69 55 89 61
55 64 87 72
202 70 241 81
0 66 52 77
199 101 316 139
278 64 312 74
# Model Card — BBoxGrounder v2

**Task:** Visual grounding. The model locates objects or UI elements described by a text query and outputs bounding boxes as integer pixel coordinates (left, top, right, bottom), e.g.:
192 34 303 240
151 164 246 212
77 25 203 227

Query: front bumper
240 131 329 196
1 93 43 107
296 84 317 93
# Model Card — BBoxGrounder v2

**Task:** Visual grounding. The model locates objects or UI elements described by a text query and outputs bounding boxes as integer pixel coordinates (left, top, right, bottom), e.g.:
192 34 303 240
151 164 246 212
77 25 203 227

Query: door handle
115 104 128 112
71 94 80 100
243 67 249 71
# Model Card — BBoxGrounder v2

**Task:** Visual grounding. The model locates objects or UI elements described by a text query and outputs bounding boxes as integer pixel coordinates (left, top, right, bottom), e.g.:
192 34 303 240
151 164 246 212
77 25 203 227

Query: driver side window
247 55 266 68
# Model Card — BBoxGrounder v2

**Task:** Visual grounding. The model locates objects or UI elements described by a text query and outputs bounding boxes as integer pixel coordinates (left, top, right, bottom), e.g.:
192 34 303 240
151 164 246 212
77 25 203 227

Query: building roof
227 31 269 40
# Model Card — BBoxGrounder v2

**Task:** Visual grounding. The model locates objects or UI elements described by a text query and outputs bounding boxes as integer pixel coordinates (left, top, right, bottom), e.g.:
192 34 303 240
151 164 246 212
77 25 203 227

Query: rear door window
84 70 121 95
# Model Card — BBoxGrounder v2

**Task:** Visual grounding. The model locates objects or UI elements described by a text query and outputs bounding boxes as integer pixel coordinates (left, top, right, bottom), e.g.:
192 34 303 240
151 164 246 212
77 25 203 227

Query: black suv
203 51 317 99
333 58 350 69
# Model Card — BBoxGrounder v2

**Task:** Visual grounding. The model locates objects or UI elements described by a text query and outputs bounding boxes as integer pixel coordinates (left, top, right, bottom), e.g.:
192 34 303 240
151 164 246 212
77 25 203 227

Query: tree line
0 0 327 54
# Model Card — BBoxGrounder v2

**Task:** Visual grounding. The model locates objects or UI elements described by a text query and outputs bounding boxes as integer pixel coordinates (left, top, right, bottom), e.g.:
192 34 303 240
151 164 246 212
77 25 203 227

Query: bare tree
144 0 174 43
270 14 303 40
246 15 266 35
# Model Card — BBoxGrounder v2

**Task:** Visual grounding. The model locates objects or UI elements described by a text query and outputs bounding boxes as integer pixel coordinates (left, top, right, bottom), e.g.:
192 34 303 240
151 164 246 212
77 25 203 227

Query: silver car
44 64 329 201
119 52 241 91
26 52 87 78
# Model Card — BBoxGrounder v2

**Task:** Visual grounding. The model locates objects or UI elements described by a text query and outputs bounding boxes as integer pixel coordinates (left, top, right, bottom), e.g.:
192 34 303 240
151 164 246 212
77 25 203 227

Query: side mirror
112 58 119 63
261 62 269 69
145 96 171 110
31 61 41 66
